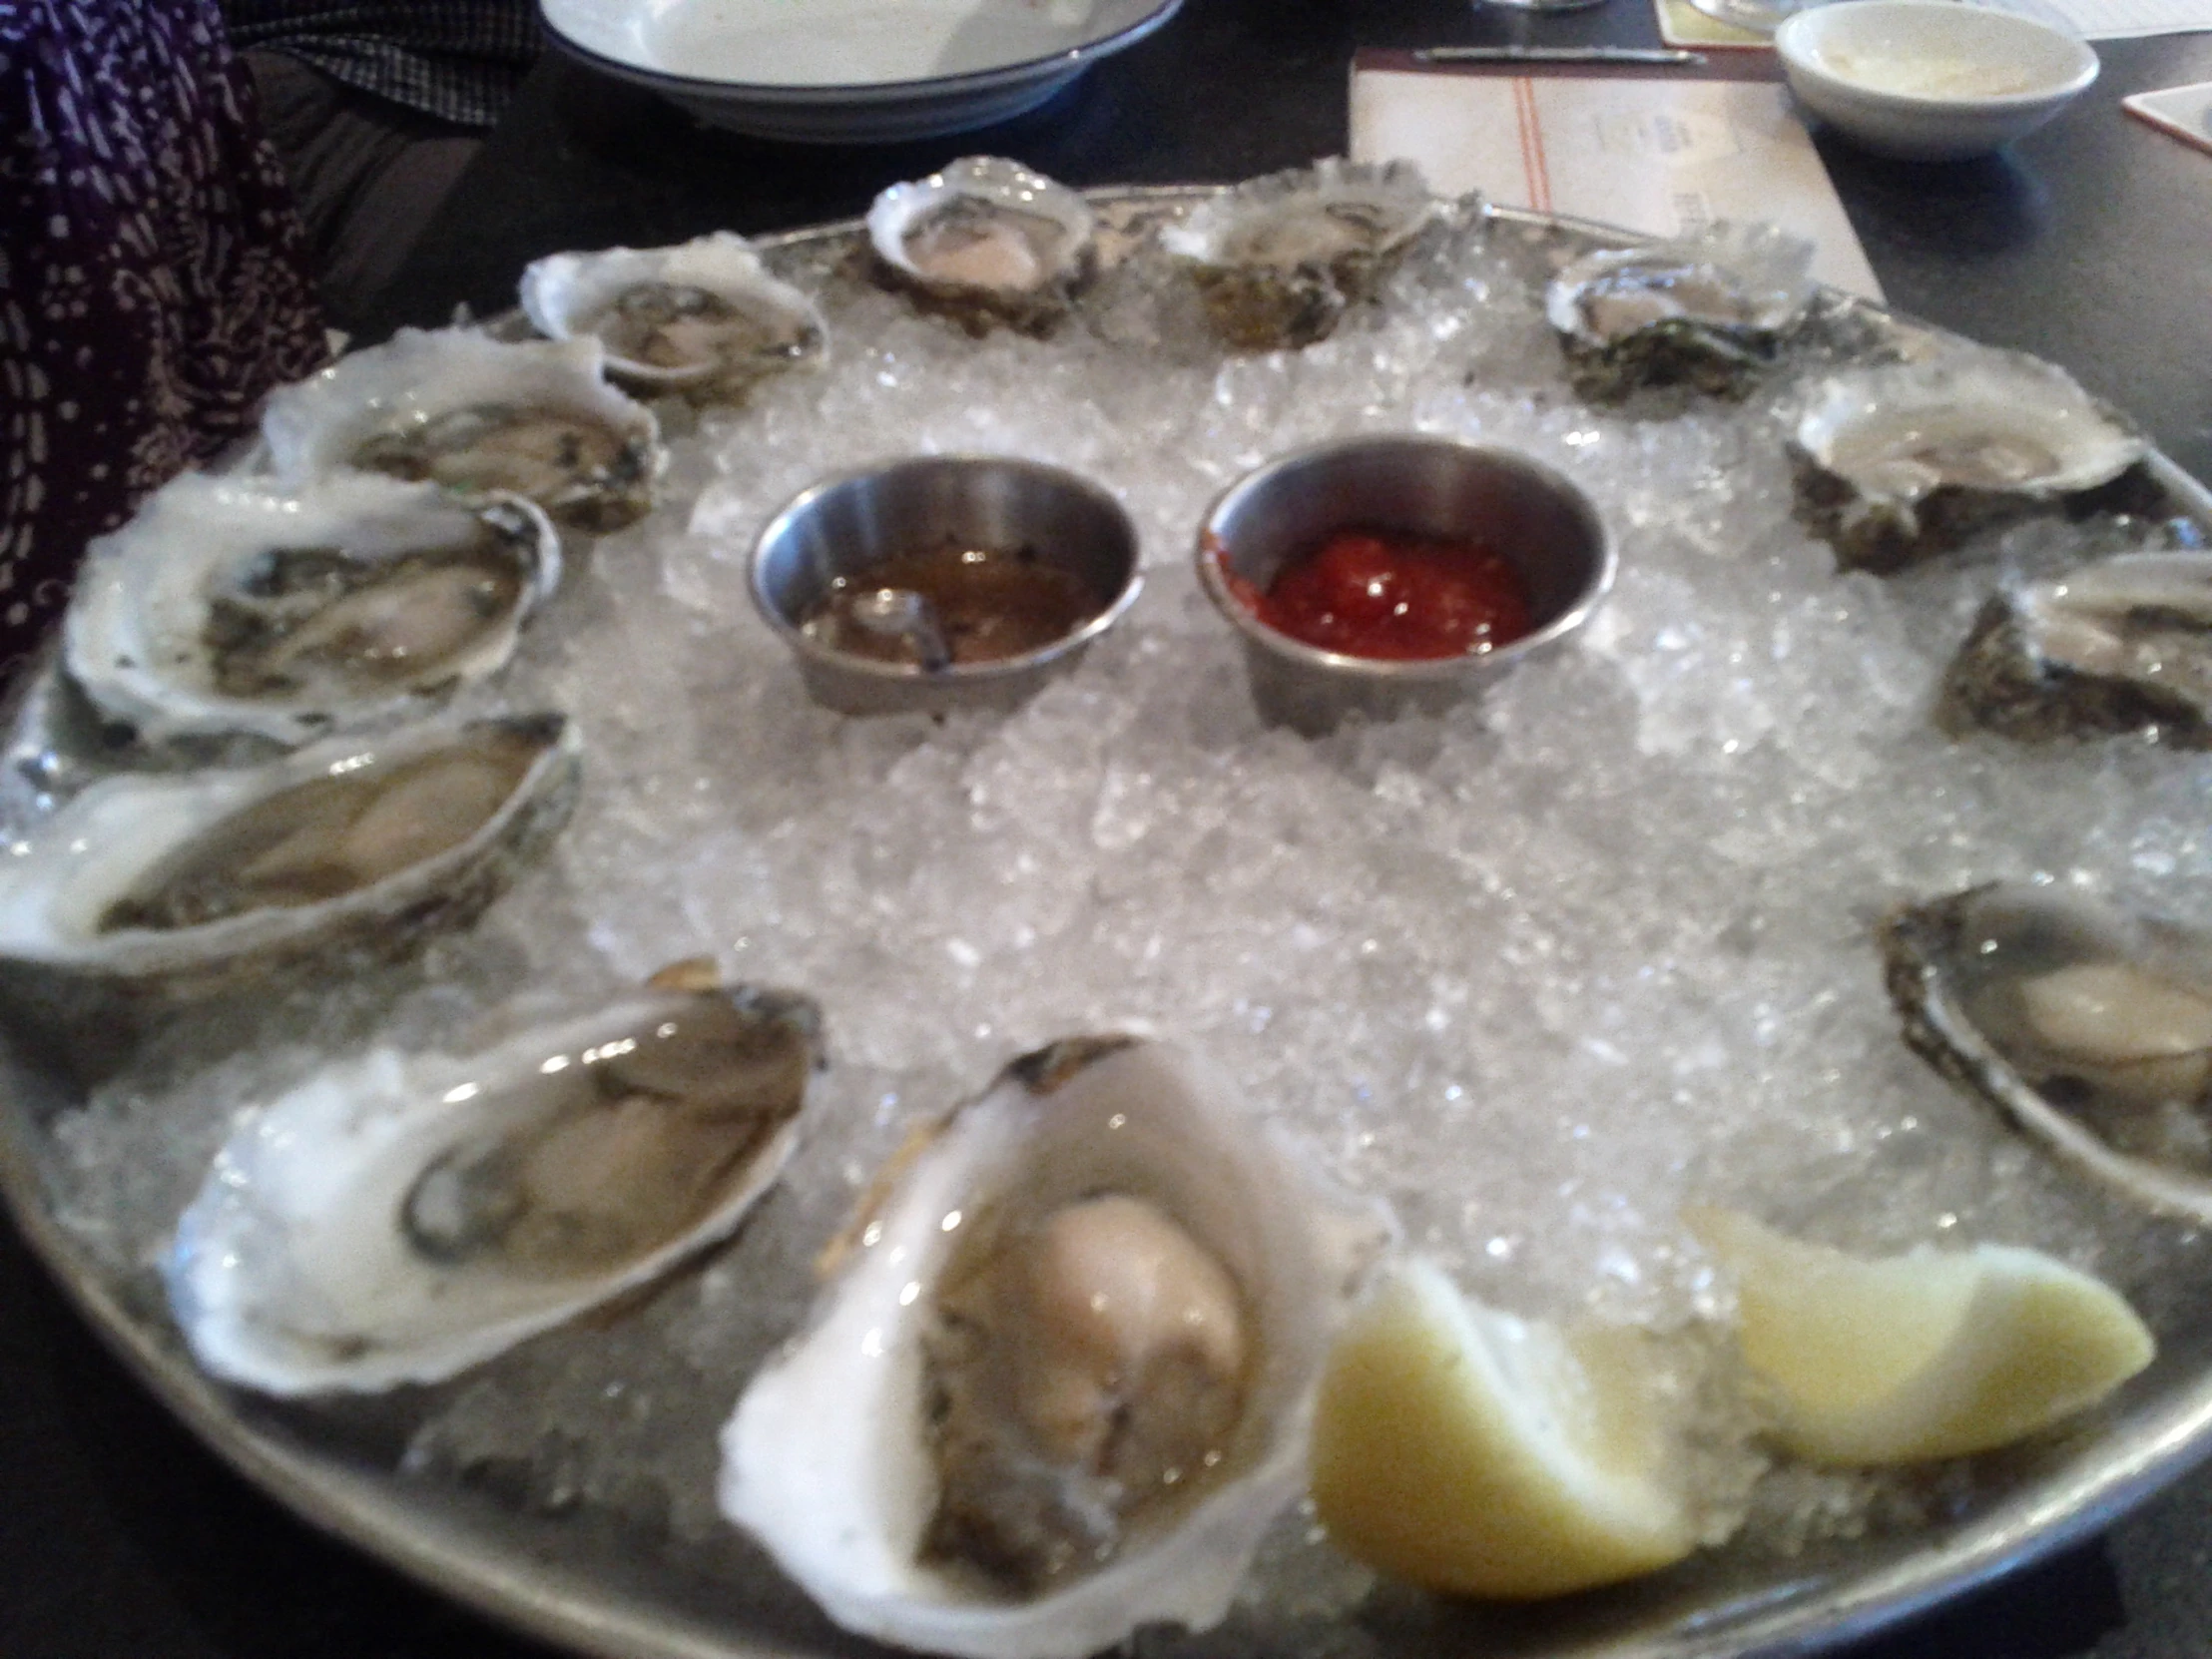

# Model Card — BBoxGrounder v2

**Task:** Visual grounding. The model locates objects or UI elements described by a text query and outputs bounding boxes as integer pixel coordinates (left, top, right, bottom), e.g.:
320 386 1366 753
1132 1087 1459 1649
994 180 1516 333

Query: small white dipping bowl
1776 1 2098 162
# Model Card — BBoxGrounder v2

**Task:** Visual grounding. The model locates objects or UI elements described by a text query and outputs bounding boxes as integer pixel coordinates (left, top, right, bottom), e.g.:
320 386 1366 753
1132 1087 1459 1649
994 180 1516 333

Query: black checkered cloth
222 2 541 129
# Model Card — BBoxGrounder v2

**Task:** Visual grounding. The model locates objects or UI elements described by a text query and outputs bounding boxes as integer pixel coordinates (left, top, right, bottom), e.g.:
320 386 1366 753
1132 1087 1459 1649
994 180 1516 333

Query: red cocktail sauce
1216 527 1535 661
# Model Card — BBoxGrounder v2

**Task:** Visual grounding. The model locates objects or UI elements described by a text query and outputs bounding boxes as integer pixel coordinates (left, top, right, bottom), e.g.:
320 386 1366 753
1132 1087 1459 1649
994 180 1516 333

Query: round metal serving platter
6 186 2212 1659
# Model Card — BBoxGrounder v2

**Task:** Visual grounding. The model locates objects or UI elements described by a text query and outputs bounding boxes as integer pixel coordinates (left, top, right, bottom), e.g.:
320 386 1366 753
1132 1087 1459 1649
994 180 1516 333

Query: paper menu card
1656 0 2212 45
1350 61 1885 300
1960 0 2212 37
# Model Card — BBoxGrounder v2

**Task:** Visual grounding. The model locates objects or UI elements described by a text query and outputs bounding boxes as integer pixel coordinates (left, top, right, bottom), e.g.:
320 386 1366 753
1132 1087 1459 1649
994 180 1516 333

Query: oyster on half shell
168 960 823 1393
64 471 560 750
1938 550 2212 747
1791 351 2150 573
0 712 578 1004
1159 159 1445 350
264 330 665 534
1544 222 1816 401
520 233 828 399
867 158 1097 336
1884 882 2212 1222
720 1035 1392 1659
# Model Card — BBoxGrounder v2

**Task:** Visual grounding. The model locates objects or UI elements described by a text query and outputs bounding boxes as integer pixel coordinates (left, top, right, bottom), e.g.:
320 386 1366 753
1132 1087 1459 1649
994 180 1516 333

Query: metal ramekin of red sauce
1197 435 1615 734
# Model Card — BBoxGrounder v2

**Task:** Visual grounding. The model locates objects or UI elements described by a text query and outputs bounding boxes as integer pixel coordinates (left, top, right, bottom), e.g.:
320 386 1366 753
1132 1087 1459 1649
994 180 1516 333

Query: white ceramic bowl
1775 0 2098 162
542 0 1183 143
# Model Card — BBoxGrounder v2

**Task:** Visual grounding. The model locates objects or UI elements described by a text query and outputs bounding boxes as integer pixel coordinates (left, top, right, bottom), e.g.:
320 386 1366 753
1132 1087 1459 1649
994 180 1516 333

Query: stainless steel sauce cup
1197 434 1615 735
751 454 1142 716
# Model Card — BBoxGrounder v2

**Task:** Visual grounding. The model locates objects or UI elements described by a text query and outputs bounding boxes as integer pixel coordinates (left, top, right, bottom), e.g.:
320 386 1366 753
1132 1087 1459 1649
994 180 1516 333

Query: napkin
1654 0 1775 51
1350 52 1884 300
2123 80 2212 151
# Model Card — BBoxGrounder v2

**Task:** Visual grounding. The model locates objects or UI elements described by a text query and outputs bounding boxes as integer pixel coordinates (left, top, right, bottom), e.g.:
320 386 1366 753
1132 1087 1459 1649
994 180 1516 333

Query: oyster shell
1938 551 2212 747
1883 882 2212 1222
64 471 560 749
719 1035 1391 1659
167 961 823 1393
867 158 1097 336
1158 159 1444 350
264 330 665 534
1791 351 2150 573
0 712 579 1003
519 233 828 399
1543 222 1816 401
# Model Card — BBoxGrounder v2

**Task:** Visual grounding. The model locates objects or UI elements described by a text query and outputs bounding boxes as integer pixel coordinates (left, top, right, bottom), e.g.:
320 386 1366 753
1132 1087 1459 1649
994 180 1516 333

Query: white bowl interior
1779 0 2095 106
545 0 1175 89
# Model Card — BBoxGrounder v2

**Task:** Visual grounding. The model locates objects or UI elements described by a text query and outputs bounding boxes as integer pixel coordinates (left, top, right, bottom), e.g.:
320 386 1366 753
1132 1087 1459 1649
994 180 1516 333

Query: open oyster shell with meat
519 232 828 400
1938 550 2212 747
867 158 1098 337
1791 351 2150 573
264 329 665 534
63 471 560 750
166 960 822 1393
1884 882 2212 1223
719 1035 1393 1659
0 712 579 1006
1158 158 1444 351
1543 221 1816 401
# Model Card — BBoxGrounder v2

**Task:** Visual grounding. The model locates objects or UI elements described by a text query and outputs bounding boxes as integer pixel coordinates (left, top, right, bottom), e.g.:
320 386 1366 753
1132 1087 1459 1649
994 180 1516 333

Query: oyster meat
719 1035 1391 1659
867 158 1097 336
264 329 665 534
520 233 827 399
64 471 560 749
1884 882 2212 1222
1939 550 2212 747
1543 222 1816 401
1159 159 1444 350
168 962 823 1393
1791 351 2150 572
0 712 578 1002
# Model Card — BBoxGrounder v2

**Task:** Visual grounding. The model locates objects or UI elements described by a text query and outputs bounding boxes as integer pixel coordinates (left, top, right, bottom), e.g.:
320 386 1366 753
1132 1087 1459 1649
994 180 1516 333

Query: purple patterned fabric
0 0 328 681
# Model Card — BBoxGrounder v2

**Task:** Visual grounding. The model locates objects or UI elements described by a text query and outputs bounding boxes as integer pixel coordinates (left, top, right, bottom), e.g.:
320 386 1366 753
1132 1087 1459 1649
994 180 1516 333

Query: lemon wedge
1689 1206 2155 1465
1309 1258 1697 1599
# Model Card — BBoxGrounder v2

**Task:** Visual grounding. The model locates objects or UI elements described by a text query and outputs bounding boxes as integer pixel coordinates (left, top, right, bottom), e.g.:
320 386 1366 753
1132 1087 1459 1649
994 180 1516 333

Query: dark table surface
13 0 2212 1655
